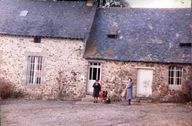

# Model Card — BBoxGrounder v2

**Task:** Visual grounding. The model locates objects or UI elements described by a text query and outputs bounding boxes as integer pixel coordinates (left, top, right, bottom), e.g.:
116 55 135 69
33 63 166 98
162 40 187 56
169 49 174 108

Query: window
89 62 101 81
179 42 192 47
34 36 41 43
107 24 119 39
168 66 182 85
26 56 43 85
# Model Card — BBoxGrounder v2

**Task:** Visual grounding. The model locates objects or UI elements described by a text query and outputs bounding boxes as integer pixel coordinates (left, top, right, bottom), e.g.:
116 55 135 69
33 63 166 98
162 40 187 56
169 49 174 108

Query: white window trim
27 56 43 85
23 52 46 87
168 66 183 90
135 66 155 70
88 62 102 81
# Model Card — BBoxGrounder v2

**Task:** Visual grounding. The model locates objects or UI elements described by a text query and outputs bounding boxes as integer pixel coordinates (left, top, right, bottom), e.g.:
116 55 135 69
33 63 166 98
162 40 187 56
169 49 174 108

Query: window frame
26 55 44 85
88 62 101 81
168 66 183 90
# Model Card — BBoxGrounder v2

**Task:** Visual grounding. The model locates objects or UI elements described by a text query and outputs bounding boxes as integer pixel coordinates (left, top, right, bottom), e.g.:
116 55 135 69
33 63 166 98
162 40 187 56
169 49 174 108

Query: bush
12 91 24 98
0 78 14 99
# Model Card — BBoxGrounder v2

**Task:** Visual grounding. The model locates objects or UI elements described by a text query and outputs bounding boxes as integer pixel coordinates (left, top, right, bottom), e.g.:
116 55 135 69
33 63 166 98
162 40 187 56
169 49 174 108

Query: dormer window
179 42 192 47
107 25 119 39
34 36 41 43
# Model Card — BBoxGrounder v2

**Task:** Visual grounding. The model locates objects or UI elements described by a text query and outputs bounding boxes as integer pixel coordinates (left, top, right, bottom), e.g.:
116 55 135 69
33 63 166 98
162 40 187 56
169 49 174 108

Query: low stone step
81 95 94 102
132 98 153 103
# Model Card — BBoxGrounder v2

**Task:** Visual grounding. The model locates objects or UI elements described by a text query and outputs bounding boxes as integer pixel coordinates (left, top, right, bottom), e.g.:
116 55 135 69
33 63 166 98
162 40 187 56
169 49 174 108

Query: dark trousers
128 99 131 105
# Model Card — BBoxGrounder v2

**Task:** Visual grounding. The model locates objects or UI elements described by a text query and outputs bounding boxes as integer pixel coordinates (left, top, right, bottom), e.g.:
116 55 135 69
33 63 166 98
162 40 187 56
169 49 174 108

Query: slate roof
0 0 96 39
84 8 192 64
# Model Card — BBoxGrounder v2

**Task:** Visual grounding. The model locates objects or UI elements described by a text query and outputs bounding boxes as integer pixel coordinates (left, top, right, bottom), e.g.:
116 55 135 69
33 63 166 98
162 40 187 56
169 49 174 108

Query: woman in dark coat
93 80 101 103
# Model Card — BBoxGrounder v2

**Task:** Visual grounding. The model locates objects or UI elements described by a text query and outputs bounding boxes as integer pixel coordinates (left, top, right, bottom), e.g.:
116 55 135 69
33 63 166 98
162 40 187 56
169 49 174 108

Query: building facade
0 0 191 101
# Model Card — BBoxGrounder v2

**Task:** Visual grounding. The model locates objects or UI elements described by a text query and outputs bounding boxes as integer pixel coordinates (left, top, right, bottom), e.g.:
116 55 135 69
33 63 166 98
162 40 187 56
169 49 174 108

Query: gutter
0 33 84 41
84 57 192 65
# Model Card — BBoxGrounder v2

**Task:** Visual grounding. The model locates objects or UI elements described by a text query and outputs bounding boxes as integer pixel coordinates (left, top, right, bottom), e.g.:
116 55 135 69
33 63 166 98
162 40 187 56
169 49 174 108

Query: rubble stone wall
0 35 88 100
101 61 192 102
0 35 191 102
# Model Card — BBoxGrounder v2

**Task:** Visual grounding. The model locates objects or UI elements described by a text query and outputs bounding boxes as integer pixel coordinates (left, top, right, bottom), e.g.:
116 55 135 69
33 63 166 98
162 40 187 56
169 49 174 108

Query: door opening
136 69 153 97
87 62 101 95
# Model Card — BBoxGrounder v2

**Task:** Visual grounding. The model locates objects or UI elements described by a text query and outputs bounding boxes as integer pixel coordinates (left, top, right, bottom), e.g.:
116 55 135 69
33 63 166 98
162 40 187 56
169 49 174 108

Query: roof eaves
0 33 84 41
84 57 192 65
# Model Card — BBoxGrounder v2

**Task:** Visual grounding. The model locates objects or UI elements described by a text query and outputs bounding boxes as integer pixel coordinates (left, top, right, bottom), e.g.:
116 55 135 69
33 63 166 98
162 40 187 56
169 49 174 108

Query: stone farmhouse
0 0 191 101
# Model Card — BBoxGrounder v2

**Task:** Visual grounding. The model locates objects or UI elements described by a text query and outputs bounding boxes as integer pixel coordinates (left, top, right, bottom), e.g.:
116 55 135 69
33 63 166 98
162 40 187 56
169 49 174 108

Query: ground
0 100 192 126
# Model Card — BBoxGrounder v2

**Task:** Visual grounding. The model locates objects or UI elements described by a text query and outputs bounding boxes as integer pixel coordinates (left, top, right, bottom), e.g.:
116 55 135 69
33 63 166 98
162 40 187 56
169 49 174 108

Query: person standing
127 78 133 105
93 80 101 103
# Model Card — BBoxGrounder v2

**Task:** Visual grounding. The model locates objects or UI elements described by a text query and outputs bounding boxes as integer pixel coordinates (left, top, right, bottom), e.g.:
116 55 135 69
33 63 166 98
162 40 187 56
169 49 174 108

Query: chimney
86 0 93 6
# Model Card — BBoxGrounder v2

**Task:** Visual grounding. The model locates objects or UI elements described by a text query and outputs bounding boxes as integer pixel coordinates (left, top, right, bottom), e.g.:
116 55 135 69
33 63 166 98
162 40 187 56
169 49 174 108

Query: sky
125 0 191 8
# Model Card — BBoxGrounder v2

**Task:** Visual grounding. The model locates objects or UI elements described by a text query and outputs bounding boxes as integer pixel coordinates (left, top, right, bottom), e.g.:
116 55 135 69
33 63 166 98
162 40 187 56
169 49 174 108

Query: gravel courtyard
0 100 192 126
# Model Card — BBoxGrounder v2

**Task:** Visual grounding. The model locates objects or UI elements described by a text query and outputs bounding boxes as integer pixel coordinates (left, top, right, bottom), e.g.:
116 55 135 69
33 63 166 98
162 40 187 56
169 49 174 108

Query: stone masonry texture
0 35 87 100
101 61 192 102
0 35 191 101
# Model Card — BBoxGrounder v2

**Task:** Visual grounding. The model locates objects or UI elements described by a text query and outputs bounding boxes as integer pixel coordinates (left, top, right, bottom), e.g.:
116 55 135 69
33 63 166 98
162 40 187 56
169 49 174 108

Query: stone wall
0 35 191 102
0 35 87 100
101 61 192 102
